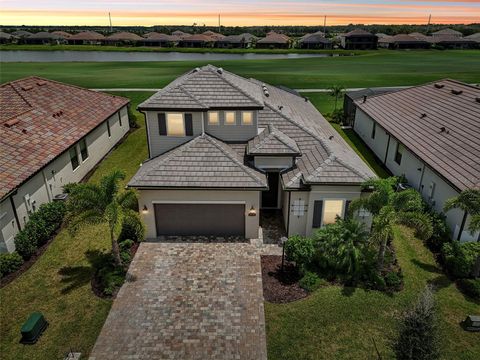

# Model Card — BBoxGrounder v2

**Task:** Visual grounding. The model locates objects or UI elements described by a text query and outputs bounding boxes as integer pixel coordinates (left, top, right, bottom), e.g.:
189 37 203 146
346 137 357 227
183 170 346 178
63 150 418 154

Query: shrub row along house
127 65 375 240
352 79 480 242
0 78 130 252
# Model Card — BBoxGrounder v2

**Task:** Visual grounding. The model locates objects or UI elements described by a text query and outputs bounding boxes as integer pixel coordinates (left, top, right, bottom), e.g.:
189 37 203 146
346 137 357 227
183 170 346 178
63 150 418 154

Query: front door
262 172 279 208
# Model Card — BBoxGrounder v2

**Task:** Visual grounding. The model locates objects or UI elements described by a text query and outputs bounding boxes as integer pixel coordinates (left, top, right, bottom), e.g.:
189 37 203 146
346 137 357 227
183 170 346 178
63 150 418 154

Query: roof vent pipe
363 95 367 103
451 89 463 95
476 97 480 103
420 113 427 118
217 68 223 74
434 83 444 89
440 126 446 133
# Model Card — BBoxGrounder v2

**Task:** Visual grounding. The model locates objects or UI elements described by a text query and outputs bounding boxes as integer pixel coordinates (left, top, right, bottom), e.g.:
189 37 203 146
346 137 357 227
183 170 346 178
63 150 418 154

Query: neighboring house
202 31 225 41
429 35 477 50
171 30 191 39
25 32 65 45
383 34 430 50
51 31 72 39
340 29 378 50
128 65 375 240
0 77 130 252
353 79 480 242
0 31 17 44
143 33 180 47
68 31 105 45
432 28 463 38
465 32 480 43
256 31 290 49
216 33 257 48
343 87 402 126
298 32 332 49
179 34 216 48
11 30 32 38
104 31 144 45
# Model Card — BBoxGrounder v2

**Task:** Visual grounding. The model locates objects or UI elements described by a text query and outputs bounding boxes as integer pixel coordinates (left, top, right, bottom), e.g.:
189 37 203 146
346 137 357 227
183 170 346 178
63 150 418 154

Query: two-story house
128 65 375 240
340 29 378 50
353 79 480 242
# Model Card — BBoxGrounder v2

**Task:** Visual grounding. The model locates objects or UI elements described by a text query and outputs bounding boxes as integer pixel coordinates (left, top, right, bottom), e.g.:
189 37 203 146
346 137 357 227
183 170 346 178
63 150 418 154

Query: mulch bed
261 255 308 303
91 242 140 299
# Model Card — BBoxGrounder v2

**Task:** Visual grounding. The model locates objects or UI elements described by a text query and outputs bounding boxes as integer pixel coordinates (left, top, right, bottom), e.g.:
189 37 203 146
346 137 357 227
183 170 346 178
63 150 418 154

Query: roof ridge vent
37 81 47 86
451 89 463 95
217 67 223 74
193 67 200 73
21 85 33 91
434 83 445 89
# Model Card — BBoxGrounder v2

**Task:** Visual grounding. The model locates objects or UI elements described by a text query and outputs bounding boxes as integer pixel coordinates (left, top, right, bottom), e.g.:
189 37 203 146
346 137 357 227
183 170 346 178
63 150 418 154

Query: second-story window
394 143 404 165
208 112 219 125
242 111 253 125
166 113 185 136
225 111 236 125
79 139 89 161
70 147 80 170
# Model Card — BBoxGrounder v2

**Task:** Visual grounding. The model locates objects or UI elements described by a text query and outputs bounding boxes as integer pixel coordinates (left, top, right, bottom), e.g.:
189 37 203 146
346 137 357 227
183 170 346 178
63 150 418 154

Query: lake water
0 50 334 62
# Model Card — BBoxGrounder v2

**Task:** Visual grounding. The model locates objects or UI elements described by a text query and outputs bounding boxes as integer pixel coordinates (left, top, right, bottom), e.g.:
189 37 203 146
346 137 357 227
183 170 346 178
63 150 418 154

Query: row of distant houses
2 28 479 50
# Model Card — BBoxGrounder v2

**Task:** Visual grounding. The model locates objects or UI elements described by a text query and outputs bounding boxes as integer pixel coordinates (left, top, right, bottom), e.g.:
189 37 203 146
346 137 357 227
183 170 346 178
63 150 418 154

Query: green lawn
0 92 153 360
265 226 480 359
1 50 479 89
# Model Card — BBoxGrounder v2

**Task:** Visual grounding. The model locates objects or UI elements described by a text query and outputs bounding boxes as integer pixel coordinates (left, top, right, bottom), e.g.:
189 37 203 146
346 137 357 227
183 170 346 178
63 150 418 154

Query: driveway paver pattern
89 242 267 360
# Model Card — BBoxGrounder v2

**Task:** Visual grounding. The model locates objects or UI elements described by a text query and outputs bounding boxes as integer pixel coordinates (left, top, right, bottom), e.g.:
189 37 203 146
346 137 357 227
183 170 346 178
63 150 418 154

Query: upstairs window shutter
344 200 352 218
185 113 193 136
158 113 167 135
312 200 323 228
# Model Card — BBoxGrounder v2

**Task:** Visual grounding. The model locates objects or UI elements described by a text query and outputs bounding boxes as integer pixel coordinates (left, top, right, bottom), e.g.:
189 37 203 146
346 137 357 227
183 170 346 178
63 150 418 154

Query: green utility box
20 312 48 344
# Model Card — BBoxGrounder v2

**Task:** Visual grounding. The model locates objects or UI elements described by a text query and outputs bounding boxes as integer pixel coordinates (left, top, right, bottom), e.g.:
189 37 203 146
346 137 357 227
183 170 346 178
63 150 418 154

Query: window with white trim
322 200 344 225
70 147 80 170
208 111 219 125
394 143 404 165
166 113 185 136
225 111 236 125
241 111 253 125
79 139 88 161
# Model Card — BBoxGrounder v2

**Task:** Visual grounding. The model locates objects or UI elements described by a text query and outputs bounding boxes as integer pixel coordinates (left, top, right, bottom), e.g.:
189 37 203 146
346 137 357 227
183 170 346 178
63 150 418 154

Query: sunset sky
1 1 479 26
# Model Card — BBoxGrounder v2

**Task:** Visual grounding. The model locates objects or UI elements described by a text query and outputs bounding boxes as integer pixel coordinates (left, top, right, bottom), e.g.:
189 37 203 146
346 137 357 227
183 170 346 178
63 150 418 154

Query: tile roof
247 125 300 156
257 32 289 44
344 29 375 37
432 28 463 36
465 32 480 42
128 134 267 189
0 77 129 200
217 33 257 44
69 31 105 41
106 32 143 41
28 31 63 40
355 79 480 191
429 35 476 44
299 33 331 44
138 65 264 110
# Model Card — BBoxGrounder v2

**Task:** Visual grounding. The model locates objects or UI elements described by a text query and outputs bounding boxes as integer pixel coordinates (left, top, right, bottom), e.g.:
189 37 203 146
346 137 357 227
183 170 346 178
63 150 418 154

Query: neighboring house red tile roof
106 32 144 41
355 79 480 191
0 77 129 200
69 31 105 41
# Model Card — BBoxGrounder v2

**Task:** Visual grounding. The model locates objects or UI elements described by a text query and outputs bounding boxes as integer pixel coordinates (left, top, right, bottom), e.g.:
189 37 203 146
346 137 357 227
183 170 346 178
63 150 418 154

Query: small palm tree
350 177 433 270
66 170 137 267
330 84 345 111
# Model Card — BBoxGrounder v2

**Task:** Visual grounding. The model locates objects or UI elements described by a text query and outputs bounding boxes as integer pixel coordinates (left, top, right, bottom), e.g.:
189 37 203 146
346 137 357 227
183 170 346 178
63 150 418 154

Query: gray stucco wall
254 156 294 170
353 109 477 241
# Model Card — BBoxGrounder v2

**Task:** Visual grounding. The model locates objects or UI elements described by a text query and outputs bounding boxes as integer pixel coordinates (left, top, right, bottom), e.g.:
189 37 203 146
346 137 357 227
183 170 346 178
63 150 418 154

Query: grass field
265 226 480 359
0 92 153 360
1 50 479 89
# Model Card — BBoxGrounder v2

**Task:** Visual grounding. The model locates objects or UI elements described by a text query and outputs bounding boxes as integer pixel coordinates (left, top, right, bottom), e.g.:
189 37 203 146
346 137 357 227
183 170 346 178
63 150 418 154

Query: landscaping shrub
329 109 345 124
118 213 145 243
424 210 450 253
456 278 480 300
128 106 139 128
97 264 126 296
120 251 131 264
393 286 439 360
0 252 23 278
284 235 316 271
441 241 480 279
384 271 403 290
14 201 66 259
119 239 134 252
298 271 325 292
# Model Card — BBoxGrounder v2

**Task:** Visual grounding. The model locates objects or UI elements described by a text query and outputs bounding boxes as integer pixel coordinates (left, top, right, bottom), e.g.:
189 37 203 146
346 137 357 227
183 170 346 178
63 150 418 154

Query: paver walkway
89 242 268 360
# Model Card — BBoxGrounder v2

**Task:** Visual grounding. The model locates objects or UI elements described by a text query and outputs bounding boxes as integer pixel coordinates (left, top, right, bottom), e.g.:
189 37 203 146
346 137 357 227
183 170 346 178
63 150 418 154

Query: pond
0 50 335 62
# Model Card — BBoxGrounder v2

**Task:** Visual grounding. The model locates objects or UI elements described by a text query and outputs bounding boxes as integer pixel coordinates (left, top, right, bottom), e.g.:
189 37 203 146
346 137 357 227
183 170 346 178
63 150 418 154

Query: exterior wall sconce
248 206 257 217
142 205 148 214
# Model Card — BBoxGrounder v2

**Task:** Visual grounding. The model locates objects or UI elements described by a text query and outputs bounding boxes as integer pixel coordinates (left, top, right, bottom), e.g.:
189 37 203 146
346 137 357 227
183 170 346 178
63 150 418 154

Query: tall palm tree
66 170 137 267
330 84 345 111
444 189 480 278
350 177 433 270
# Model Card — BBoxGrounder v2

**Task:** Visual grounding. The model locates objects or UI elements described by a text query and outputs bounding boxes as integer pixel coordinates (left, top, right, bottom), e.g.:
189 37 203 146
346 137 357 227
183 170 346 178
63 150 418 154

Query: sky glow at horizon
1 1 479 26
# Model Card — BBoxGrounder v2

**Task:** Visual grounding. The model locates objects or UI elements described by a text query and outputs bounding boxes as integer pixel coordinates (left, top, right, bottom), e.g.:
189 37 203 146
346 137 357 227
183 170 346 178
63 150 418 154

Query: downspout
9 194 21 231
286 191 291 236
384 133 391 165
42 169 52 202
457 211 467 241
140 110 151 159
418 164 426 192
201 112 205 134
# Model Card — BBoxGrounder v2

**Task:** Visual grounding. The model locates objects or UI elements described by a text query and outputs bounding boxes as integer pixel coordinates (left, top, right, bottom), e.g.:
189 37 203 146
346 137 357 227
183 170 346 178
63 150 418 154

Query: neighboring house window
371 122 376 139
225 111 236 125
70 147 80 170
208 112 219 125
322 200 344 225
118 111 122 127
107 119 111 138
242 111 253 125
428 182 436 200
79 139 88 161
394 143 404 165
312 200 323 228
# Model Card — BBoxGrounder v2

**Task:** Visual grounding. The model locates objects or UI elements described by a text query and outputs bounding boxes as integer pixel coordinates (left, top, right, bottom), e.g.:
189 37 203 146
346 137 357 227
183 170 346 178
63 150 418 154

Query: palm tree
330 84 345 111
66 170 137 267
350 177 433 271
444 189 480 277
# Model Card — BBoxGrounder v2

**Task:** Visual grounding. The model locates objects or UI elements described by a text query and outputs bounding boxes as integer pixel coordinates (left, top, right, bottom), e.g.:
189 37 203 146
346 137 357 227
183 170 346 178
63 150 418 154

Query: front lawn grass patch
0 91 153 360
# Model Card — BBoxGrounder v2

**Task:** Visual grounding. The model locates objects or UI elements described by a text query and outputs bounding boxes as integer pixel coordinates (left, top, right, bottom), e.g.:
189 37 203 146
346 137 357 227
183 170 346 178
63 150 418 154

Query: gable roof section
355 79 480 191
247 124 300 156
128 134 267 189
0 77 129 200
344 29 375 37
138 65 264 110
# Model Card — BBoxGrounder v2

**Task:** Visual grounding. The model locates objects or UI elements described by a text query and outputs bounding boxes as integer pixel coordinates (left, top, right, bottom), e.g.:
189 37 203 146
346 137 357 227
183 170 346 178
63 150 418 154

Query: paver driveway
89 242 267 360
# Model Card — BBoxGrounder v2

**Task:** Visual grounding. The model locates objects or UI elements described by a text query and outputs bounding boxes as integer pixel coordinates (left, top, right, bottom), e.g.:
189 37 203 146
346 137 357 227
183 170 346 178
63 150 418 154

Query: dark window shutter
158 113 166 135
312 200 323 228
344 200 352 218
185 113 193 136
